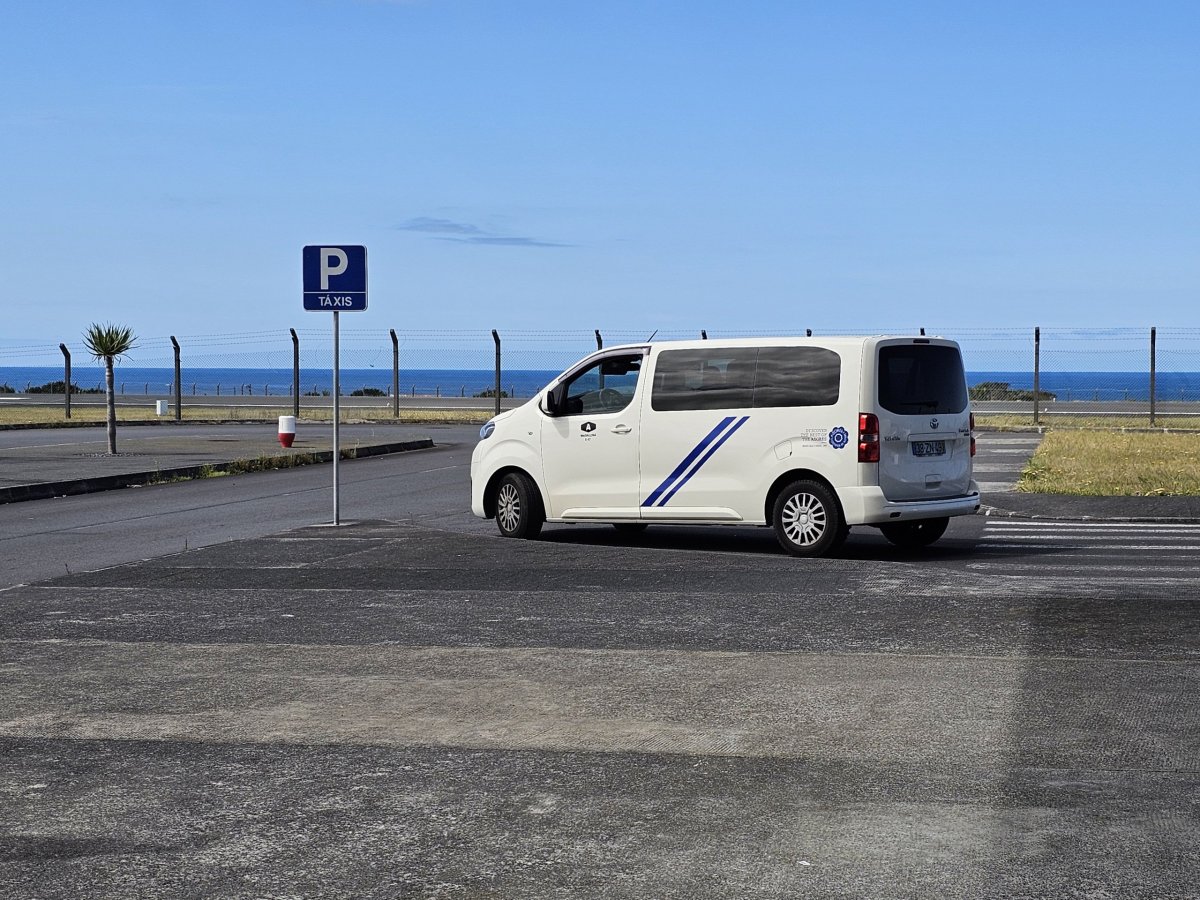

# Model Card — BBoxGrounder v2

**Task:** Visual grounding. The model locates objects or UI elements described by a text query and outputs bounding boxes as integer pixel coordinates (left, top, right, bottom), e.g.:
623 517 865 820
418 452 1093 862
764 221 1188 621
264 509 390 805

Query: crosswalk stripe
968 562 1200 574
984 547 1200 554
988 533 1200 540
979 519 1200 553
984 532 1200 540
969 558 1200 567
986 521 1200 530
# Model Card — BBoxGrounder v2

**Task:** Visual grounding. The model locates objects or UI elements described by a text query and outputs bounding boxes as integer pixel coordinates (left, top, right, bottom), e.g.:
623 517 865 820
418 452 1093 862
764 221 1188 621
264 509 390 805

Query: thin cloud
396 216 570 247
442 236 570 248
395 217 486 236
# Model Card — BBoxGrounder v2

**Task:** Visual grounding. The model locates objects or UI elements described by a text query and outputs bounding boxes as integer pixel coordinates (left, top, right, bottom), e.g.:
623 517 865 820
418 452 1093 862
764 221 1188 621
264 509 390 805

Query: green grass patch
146 448 368 486
1018 431 1200 496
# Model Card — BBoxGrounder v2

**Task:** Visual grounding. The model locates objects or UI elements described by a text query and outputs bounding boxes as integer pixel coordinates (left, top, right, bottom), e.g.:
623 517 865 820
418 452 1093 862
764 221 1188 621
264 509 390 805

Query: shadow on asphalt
535 522 1011 563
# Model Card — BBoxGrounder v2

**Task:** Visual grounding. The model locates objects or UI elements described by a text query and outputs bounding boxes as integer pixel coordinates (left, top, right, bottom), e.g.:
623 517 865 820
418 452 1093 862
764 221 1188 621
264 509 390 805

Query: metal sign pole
303 244 365 527
333 309 341 525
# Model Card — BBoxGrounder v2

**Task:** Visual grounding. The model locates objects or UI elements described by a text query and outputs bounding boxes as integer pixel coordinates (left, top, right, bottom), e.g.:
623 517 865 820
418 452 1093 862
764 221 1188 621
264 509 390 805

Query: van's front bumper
470 445 487 519
840 482 981 525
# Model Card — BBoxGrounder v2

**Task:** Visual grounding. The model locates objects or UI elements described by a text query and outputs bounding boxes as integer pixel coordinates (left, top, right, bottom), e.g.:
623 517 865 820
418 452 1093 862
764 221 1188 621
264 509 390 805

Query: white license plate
912 440 946 457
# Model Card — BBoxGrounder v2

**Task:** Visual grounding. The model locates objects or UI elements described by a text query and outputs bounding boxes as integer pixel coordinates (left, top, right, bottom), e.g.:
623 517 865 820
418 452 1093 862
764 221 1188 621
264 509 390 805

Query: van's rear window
651 347 840 411
877 345 968 415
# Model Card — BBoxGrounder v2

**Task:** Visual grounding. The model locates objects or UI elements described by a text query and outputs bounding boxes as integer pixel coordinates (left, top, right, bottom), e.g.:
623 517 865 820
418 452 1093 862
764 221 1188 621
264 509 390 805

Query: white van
470 335 980 557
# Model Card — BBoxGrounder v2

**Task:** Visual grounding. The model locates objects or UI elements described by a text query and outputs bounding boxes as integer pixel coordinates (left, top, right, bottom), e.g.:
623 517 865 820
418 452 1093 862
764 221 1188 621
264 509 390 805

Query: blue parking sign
303 245 367 311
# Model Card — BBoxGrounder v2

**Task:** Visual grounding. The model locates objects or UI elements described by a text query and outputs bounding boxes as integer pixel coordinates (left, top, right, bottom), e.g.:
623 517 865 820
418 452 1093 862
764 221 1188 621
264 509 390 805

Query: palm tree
83 323 137 454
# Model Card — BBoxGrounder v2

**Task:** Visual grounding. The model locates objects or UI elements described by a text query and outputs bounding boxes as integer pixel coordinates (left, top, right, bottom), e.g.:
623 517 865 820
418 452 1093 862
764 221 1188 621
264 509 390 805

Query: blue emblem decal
829 426 849 449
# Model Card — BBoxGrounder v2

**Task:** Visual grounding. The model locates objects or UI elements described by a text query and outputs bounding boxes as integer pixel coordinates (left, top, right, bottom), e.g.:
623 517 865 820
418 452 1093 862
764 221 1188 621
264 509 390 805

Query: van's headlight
479 420 496 440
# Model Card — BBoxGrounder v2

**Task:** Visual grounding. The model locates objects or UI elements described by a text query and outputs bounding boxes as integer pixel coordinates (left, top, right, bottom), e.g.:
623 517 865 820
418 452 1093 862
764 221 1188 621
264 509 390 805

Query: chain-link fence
2 327 1198 425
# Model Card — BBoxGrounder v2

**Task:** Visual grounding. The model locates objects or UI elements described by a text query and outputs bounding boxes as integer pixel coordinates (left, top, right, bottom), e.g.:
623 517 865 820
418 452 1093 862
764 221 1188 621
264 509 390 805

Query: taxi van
470 335 980 557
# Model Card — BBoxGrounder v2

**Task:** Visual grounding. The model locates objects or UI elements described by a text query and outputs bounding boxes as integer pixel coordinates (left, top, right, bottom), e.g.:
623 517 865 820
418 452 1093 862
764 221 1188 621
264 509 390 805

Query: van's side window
651 347 840 411
560 353 642 415
753 347 840 407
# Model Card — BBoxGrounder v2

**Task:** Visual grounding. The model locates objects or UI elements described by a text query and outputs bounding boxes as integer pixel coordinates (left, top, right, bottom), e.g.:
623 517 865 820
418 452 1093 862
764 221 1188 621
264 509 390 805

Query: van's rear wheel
772 480 843 558
879 517 948 549
494 472 544 539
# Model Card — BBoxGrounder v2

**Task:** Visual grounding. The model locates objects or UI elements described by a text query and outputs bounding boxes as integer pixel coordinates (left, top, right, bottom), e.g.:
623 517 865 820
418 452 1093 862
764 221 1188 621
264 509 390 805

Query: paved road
4 426 1199 898
4 520 1197 898
0 425 1031 589
0 422 437 499
0 424 480 589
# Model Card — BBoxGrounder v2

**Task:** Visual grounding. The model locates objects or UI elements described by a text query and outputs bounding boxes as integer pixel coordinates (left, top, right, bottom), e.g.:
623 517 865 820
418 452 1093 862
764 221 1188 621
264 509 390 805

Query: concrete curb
0 419 424 431
0 420 274 431
0 438 434 505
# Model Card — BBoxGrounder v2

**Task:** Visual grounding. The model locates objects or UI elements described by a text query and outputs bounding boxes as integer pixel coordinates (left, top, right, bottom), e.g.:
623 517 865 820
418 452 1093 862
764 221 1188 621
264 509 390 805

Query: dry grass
1018 431 1200 496
0 405 490 427
977 414 1200 431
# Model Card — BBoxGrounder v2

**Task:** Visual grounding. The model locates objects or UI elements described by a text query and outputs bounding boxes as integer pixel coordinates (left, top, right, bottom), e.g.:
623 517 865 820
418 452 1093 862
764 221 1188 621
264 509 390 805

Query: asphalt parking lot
1 429 1198 898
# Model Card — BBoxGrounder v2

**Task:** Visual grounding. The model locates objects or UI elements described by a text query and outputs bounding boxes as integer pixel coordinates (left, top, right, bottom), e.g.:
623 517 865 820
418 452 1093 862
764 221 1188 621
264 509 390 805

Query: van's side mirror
544 384 566 416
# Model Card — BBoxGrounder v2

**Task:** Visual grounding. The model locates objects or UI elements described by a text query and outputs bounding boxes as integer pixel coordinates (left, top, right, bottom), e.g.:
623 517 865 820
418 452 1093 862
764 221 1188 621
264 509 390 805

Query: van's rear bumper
840 482 981 525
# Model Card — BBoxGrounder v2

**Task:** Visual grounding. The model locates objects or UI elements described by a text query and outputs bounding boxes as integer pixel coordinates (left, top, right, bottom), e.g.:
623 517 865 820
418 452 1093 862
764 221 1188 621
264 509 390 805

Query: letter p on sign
320 248 348 289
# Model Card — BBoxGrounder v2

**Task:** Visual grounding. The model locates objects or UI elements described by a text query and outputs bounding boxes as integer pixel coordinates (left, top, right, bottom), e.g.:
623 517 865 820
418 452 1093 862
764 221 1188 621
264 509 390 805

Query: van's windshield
877 345 968 415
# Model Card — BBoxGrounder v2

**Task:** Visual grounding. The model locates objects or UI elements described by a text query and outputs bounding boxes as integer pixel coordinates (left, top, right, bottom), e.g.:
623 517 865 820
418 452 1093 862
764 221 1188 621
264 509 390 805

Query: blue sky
3 0 1198 344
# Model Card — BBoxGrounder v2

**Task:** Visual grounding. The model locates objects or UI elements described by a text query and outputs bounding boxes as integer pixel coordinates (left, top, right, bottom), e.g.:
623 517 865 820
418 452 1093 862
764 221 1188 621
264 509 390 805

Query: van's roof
600 334 960 353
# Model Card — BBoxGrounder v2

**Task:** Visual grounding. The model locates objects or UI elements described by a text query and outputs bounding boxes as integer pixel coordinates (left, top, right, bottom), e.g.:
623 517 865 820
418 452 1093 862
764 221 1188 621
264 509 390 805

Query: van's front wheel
772 480 843 558
879 517 948 549
494 472 544 539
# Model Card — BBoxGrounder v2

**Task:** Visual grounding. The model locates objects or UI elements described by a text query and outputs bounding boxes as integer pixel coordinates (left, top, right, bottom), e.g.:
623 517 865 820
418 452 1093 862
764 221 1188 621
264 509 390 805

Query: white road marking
978 520 1200 565
987 530 1200 539
986 521 1200 530
968 561 1200 572
982 543 1200 551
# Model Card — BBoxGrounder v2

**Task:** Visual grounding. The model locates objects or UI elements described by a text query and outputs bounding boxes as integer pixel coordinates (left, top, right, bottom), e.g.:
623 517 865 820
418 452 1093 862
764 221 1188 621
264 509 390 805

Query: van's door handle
612 424 632 434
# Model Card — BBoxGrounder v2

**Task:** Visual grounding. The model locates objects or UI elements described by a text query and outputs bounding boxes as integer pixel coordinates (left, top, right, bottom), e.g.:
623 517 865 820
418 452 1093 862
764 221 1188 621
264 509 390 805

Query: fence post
492 330 502 417
595 330 603 350
1150 326 1157 426
170 336 182 421
290 328 300 418
1033 327 1041 426
59 344 71 420
390 328 399 419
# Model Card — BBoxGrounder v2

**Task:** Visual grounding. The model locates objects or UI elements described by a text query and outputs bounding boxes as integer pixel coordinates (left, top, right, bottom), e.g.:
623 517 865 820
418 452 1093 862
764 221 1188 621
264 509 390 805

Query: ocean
0 367 562 399
3 367 1199 402
969 371 1200 403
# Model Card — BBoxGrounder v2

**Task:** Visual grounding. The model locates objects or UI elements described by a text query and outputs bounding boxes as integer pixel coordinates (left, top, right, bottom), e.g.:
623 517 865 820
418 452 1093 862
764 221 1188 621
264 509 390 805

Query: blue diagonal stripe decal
641 416 749 508
657 416 749 507
642 417 735 507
